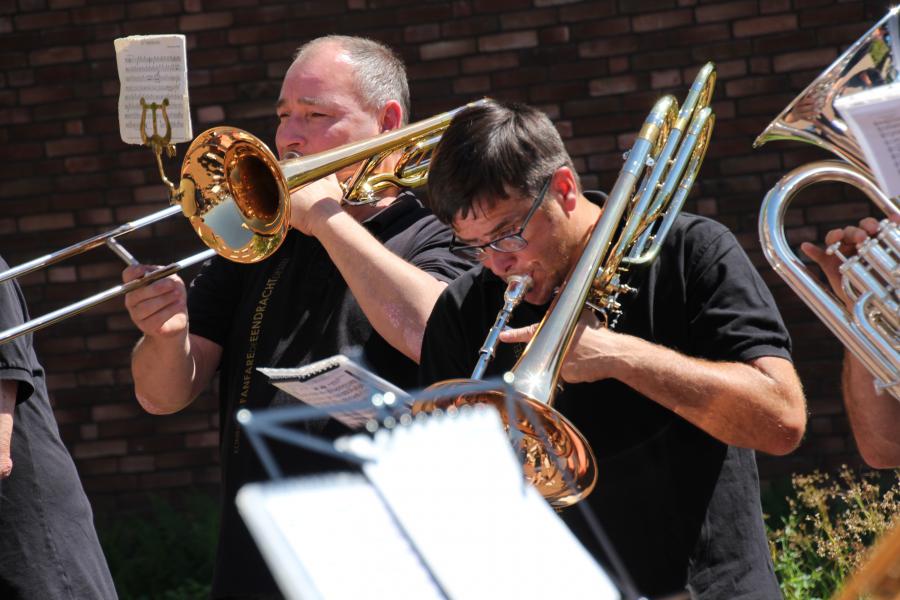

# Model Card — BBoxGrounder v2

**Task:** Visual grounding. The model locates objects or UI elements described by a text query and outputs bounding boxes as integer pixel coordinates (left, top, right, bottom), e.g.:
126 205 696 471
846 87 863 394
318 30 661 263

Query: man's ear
379 100 403 132
554 167 579 213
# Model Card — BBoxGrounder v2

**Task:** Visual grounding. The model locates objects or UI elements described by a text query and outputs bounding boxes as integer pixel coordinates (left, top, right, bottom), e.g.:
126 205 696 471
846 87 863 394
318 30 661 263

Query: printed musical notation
836 81 900 198
114 35 192 145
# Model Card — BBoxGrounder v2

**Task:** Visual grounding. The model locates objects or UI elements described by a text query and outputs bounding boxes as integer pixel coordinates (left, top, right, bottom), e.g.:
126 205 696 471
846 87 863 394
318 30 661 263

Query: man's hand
288 174 345 236
499 310 625 383
122 265 188 339
1 380 16 479
800 216 893 304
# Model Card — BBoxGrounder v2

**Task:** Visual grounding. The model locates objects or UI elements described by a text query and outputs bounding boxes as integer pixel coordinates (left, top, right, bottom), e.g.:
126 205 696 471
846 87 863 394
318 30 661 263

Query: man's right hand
122 265 189 339
800 216 884 305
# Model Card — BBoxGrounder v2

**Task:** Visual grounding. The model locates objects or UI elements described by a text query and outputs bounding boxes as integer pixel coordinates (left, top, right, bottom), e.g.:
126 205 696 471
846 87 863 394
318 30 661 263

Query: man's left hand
499 310 628 383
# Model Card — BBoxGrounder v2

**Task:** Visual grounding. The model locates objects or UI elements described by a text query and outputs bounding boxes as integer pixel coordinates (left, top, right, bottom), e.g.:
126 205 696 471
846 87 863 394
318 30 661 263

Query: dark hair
294 36 410 124
426 100 578 224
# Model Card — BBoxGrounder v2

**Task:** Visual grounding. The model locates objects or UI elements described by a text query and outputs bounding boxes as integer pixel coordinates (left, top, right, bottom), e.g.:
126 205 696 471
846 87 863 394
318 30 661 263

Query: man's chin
525 285 553 306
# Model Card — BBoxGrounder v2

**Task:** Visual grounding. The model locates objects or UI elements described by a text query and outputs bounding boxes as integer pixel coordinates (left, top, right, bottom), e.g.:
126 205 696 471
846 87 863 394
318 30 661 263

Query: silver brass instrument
425 64 716 508
471 275 533 380
0 102 484 344
755 8 900 399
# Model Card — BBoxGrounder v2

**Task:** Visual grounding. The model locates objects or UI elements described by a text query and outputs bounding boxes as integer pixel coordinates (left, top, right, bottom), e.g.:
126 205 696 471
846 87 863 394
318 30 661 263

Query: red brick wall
0 0 891 509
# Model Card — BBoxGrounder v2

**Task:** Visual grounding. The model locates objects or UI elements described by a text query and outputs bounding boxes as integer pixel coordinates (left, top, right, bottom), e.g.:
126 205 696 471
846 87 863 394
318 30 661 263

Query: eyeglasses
449 176 552 260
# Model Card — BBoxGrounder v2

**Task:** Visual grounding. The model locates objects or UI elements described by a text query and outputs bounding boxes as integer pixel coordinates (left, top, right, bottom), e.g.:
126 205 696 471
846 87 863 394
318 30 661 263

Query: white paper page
114 35 192 145
835 82 900 197
238 474 445 600
259 355 409 428
363 407 620 600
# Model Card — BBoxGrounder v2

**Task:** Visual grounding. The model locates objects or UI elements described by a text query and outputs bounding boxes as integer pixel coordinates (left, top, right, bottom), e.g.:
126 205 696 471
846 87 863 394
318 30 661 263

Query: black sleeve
418 281 474 387
0 258 36 403
684 220 792 363
401 216 475 284
186 255 243 347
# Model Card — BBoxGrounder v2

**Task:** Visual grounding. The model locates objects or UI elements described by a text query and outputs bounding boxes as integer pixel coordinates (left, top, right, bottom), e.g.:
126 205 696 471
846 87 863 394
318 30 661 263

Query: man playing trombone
802 217 900 468
418 100 807 599
122 36 470 598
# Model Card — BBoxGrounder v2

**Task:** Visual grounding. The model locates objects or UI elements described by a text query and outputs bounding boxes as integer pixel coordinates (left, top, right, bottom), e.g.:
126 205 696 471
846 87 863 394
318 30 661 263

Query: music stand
236 377 631 600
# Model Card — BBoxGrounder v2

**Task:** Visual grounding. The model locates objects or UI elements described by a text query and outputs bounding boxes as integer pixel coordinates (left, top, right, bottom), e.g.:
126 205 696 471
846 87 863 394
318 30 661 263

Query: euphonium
754 8 900 400
424 64 716 508
0 101 484 344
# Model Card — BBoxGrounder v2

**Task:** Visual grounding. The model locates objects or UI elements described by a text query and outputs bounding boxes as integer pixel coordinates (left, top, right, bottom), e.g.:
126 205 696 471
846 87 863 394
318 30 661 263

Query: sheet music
259 354 410 428
835 81 900 197
362 407 620 600
237 474 446 600
237 406 619 600
114 34 192 145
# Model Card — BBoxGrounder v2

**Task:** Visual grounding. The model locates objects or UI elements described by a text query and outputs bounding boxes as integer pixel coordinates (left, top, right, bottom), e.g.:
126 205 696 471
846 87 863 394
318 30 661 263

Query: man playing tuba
802 217 900 469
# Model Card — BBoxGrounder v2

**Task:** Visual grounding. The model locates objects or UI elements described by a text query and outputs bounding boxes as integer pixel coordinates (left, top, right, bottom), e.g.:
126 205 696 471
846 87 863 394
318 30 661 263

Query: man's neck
344 190 399 223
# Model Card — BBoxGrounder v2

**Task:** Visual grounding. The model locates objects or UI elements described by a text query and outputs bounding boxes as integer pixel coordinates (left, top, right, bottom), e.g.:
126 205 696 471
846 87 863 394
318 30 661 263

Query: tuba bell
754 8 900 400
0 101 485 344
422 64 716 508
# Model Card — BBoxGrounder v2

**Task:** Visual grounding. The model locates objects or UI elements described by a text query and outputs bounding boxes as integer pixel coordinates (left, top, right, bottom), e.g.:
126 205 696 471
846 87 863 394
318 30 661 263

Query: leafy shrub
97 493 219 600
767 467 900 600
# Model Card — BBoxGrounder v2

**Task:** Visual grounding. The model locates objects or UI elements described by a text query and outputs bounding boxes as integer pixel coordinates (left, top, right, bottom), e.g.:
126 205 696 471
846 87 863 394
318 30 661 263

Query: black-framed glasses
449 176 552 260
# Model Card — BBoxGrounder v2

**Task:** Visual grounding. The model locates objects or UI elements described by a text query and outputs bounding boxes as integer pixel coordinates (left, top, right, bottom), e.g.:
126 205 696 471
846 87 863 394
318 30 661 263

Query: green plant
767 467 900 600
97 492 219 600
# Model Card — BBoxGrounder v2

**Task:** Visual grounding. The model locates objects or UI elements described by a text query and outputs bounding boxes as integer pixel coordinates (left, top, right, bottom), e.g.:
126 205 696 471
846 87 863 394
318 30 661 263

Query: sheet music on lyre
114 34 192 145
237 405 619 600
835 81 900 197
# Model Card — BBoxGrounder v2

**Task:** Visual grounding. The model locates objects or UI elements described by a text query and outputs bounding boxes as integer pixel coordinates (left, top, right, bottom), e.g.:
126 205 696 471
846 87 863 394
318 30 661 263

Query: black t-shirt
187 191 472 598
0 257 117 600
419 205 788 599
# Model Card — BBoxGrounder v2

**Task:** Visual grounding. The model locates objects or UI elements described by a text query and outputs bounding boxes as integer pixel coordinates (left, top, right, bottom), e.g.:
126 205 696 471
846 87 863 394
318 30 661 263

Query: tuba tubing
754 6 900 400
759 160 900 399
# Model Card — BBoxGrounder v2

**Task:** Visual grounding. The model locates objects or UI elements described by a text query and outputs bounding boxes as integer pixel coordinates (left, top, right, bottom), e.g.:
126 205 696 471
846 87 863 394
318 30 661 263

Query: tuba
0 102 484 344
423 64 716 508
754 8 900 400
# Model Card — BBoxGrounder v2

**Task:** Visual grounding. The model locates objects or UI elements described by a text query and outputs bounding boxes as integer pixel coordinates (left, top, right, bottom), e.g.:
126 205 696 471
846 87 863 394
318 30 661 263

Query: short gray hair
294 36 410 124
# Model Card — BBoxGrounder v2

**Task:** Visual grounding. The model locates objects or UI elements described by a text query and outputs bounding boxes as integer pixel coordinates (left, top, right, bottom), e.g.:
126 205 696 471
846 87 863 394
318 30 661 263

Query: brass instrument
754 7 900 400
425 64 716 508
0 102 483 344
471 275 533 380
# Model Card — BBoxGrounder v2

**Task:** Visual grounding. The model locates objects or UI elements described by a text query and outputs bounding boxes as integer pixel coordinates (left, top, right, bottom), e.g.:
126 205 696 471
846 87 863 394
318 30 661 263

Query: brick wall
0 0 892 510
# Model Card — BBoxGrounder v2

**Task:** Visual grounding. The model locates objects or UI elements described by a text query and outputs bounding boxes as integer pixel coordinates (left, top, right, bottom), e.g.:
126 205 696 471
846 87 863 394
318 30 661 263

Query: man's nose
484 249 517 276
279 118 307 153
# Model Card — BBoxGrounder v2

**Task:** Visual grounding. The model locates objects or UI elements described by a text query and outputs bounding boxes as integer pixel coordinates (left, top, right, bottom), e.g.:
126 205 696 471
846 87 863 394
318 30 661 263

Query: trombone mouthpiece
504 274 533 303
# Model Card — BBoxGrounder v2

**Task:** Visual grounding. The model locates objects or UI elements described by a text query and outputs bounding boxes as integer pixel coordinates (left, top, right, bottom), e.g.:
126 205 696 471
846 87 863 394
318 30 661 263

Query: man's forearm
605 334 806 455
0 380 15 478
842 352 900 468
131 333 197 414
313 209 447 363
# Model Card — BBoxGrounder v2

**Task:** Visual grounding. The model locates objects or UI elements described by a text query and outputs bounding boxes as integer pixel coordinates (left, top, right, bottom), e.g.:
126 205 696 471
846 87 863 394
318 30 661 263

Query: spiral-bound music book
237 406 619 600
258 354 410 428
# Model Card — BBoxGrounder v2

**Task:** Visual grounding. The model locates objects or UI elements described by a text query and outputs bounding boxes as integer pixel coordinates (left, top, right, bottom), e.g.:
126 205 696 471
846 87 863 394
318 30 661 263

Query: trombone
0 102 483 344
422 64 716 508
